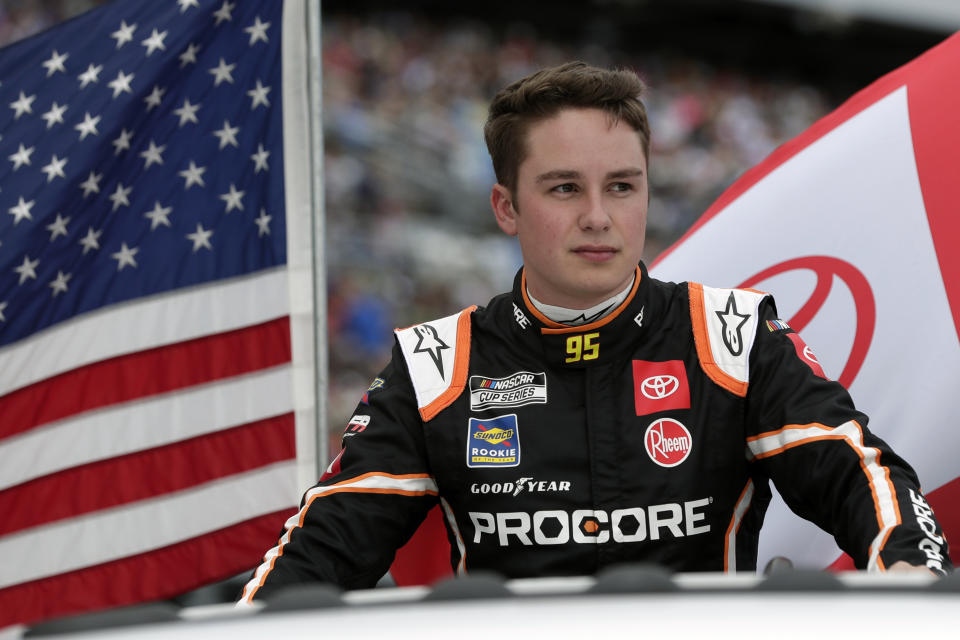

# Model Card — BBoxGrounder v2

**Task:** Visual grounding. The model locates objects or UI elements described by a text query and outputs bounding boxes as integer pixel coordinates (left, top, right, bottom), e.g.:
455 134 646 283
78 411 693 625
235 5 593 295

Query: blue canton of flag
0 0 286 347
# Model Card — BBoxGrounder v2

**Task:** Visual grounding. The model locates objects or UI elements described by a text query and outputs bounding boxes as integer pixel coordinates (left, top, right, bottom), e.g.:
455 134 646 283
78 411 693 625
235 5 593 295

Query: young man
240 63 950 601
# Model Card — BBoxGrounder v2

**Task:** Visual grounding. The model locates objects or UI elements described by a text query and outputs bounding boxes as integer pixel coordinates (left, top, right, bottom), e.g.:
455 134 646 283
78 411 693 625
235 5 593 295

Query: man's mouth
573 246 618 262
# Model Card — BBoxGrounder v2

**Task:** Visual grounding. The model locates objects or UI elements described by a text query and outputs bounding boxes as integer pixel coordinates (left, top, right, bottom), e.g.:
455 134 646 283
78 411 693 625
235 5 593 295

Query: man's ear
491 183 518 236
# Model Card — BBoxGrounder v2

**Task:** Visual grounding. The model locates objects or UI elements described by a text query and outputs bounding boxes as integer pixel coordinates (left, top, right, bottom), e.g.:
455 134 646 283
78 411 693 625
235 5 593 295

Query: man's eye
552 183 577 194
610 182 633 192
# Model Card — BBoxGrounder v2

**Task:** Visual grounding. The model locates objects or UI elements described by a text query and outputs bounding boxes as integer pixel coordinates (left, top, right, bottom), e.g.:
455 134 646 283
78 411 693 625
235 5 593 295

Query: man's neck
526 275 635 326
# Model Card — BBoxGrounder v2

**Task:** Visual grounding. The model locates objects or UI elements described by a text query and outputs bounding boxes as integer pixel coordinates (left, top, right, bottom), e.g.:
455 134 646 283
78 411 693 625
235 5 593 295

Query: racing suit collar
511 262 650 369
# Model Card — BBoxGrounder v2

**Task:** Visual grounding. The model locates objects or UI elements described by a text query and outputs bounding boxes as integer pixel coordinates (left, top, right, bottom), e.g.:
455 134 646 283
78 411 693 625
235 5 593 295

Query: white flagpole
283 0 327 490
306 0 329 478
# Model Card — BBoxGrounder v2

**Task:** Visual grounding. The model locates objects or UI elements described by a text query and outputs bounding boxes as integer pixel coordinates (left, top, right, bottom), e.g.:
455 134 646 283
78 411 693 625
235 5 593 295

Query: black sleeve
239 342 439 601
745 297 951 574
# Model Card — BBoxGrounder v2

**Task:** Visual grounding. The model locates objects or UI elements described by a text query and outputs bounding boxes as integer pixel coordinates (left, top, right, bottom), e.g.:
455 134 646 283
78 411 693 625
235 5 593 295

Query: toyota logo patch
632 360 691 416
641 375 679 400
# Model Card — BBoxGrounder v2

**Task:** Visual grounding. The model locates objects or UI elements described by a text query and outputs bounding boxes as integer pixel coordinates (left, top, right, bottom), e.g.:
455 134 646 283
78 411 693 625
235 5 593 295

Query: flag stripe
652 80 911 269
0 366 293 492
390 503 457 586
0 413 295 538
905 36 960 343
0 317 291 442
0 508 294 629
0 461 298 590
0 269 288 399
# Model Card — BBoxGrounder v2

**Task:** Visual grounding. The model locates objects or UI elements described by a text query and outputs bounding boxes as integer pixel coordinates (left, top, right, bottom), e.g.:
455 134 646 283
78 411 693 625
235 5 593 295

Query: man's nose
578 192 612 231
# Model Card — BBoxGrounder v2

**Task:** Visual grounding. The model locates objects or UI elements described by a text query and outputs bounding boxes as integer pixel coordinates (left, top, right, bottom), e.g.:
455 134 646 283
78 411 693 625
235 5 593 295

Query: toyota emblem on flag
739 256 875 389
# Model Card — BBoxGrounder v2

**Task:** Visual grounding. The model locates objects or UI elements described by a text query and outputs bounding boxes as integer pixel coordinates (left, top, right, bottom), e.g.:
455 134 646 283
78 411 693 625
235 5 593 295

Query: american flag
0 0 315 628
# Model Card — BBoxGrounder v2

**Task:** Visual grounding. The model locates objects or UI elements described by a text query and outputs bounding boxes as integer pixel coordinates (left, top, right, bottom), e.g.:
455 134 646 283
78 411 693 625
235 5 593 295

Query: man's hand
887 560 937 575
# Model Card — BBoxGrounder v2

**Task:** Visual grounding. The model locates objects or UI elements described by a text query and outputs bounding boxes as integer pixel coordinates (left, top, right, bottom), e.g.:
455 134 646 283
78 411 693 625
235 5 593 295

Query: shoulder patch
688 283 769 397
396 306 475 421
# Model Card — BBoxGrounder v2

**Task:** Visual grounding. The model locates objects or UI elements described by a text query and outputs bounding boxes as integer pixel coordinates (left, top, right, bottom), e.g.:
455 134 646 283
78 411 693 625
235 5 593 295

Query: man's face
491 107 648 309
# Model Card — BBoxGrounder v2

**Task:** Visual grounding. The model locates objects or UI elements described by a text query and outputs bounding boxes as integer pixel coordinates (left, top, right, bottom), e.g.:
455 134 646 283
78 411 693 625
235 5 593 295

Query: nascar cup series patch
469 371 547 410
467 414 520 468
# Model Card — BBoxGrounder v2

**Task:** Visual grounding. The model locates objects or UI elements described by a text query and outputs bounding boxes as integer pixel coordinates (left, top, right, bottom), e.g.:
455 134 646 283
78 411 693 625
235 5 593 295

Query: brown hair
483 61 650 193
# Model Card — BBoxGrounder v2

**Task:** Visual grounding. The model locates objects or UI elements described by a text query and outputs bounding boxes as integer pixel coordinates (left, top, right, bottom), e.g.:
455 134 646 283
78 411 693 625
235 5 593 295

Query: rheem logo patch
644 418 692 467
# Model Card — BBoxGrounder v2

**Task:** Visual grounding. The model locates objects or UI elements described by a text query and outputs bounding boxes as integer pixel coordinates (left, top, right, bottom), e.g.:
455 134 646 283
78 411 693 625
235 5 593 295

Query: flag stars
80 171 102 196
247 80 271 109
141 28 168 56
9 197 35 225
178 161 206 189
112 128 133 154
0 301 6 322
244 16 270 45
179 42 200 67
111 20 136 48
213 1 235 25
49 271 72 297
144 201 172 229
9 143 35 170
139 140 166 168
46 214 70 241
212 120 239 149
79 227 102 254
208 58 236 86
108 182 132 211
173 98 200 126
42 50 69 77
41 155 68 182
107 70 134 98
251 143 270 173
111 243 139 271
219 184 244 212
144 85 165 111
10 91 36 119
41 101 68 128
186 223 213 252
75 112 101 140
255 208 272 236
78 63 102 88
177 0 200 12
15 255 39 284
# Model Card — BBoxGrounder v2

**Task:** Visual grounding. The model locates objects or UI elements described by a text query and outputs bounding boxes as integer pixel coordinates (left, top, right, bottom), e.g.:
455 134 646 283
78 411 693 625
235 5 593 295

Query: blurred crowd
0 0 98 44
0 2 834 445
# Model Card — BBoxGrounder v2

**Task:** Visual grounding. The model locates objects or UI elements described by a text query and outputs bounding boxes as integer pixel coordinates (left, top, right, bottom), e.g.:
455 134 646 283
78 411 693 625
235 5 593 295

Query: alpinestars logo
715 292 751 356
413 323 449 377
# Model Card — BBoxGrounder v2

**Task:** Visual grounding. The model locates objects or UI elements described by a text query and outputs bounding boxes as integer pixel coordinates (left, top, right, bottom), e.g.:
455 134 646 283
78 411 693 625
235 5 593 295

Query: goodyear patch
467 414 520 468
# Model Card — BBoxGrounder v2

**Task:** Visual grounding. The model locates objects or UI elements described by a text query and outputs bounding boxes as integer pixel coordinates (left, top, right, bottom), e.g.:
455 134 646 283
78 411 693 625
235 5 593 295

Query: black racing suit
241 263 951 601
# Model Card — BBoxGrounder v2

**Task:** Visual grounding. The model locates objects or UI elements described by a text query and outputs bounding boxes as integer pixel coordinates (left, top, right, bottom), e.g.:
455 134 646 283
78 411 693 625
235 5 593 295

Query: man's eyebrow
535 169 580 183
534 168 645 183
607 167 645 179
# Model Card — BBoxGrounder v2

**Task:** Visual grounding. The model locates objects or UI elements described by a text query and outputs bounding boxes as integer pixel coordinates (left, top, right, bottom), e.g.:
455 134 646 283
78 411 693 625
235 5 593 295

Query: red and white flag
0 0 318 628
651 32 960 570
